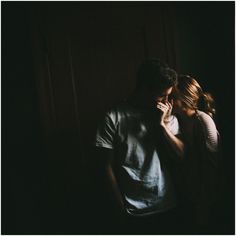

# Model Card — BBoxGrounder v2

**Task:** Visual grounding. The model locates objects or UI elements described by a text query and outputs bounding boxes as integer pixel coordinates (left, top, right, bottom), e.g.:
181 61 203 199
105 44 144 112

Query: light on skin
154 86 185 158
174 98 196 117
155 87 174 124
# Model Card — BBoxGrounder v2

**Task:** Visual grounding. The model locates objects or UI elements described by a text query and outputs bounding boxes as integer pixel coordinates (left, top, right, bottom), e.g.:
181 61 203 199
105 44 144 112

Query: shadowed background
2 2 234 234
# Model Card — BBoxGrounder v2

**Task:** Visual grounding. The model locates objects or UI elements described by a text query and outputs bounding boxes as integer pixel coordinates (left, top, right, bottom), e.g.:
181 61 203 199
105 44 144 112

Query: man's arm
160 120 184 159
156 101 185 159
95 147 125 211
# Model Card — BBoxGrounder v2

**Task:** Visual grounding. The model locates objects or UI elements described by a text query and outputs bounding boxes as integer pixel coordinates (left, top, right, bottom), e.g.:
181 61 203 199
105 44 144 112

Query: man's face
153 87 173 104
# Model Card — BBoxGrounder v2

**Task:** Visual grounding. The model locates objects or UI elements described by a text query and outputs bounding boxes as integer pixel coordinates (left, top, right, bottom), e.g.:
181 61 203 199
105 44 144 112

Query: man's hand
156 99 173 125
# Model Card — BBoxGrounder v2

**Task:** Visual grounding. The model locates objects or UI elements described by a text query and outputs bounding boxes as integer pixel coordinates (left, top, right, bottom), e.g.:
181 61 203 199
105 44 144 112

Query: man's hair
136 58 178 91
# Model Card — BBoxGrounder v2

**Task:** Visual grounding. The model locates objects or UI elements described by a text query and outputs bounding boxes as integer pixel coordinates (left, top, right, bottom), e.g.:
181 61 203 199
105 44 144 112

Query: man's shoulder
105 100 133 117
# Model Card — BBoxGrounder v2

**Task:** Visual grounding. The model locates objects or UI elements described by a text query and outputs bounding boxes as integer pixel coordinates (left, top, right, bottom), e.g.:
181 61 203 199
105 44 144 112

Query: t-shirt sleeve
95 111 117 149
198 112 219 152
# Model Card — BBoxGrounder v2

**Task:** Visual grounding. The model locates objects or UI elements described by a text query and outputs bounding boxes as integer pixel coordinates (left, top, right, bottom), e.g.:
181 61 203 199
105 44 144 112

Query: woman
173 75 220 233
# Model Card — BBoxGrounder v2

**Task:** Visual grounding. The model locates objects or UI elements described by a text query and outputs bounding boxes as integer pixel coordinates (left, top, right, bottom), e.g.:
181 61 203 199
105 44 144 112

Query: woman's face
173 98 184 114
173 94 195 117
171 89 184 114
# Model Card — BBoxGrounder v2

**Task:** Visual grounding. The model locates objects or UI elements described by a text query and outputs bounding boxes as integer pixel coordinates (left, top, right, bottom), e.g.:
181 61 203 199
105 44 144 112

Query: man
94 59 184 234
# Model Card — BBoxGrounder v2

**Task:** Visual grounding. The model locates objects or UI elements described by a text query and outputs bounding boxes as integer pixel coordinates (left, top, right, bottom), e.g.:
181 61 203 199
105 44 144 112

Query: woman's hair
176 75 216 117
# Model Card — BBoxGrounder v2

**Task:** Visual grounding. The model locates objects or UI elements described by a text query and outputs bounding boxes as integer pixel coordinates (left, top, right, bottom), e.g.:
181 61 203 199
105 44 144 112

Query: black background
2 2 235 234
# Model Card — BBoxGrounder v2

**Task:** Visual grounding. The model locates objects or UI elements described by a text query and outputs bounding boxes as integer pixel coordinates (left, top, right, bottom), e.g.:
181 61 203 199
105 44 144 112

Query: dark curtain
2 2 234 234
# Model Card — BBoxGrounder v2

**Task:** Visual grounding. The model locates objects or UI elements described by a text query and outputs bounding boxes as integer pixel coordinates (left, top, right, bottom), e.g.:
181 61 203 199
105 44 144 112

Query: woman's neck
184 108 196 117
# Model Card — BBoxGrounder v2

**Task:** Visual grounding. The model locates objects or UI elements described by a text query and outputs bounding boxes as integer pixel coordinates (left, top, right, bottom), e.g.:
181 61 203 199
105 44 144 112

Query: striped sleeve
197 111 219 152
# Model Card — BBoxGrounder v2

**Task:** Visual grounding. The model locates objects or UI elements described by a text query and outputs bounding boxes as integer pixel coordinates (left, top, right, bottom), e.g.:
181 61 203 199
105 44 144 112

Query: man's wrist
160 121 166 128
164 115 174 123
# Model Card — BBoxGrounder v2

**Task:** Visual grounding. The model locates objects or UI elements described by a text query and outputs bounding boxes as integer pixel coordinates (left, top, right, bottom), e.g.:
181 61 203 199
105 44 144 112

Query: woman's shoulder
196 110 215 127
196 110 211 118
196 110 219 151
195 110 217 133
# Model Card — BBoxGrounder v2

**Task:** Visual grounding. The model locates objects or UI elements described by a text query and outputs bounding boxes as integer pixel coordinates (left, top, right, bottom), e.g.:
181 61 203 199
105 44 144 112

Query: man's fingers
165 101 171 110
156 104 168 113
166 100 173 109
157 102 168 109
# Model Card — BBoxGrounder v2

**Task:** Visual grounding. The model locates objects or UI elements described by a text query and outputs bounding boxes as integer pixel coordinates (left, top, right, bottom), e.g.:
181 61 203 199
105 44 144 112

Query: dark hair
136 58 178 91
176 75 216 117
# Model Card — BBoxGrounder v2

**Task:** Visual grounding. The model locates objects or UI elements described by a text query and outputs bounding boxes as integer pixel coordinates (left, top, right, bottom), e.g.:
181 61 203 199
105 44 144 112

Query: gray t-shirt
95 102 180 216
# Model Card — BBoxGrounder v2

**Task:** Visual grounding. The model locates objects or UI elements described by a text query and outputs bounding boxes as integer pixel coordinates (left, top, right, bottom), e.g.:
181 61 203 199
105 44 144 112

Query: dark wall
2 2 235 234
174 3 235 233
2 2 46 234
